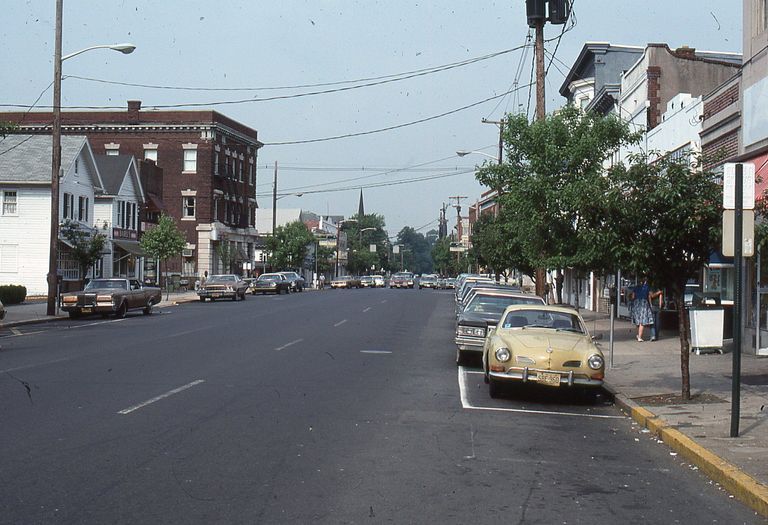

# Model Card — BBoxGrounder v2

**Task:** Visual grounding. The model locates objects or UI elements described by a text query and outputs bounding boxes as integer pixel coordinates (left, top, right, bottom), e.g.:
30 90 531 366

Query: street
0 289 762 524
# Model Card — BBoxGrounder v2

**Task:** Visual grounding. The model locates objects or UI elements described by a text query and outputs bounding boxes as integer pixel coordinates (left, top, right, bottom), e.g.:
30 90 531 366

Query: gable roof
94 155 144 201
0 134 94 184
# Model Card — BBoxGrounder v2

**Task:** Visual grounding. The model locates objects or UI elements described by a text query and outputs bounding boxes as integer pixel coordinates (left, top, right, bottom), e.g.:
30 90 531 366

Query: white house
0 135 103 295
93 155 145 280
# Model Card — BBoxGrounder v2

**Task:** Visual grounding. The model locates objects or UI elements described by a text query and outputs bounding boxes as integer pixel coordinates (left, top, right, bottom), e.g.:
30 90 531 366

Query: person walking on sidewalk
649 286 663 341
629 277 654 342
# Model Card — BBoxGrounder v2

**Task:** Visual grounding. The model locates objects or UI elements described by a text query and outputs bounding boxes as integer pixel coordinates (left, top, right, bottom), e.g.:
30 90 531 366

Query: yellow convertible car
482 304 605 398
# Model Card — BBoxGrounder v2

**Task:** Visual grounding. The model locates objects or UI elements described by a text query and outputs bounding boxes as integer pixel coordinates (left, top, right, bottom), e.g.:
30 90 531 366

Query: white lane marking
334 319 347 327
363 307 371 313
360 350 392 354
0 357 72 374
163 327 209 339
380 300 387 304
10 328 22 336
457 367 623 420
275 338 303 351
68 318 127 329
117 379 205 415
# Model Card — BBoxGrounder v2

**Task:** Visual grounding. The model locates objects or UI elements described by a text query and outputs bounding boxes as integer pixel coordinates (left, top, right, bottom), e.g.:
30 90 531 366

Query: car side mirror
591 334 603 341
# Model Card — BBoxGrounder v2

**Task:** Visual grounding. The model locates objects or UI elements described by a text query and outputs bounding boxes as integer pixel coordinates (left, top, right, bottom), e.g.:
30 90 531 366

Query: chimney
675 46 696 59
127 100 142 123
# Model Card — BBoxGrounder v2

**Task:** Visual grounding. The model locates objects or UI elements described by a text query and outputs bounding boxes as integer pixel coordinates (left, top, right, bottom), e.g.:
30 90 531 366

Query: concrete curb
604 383 768 517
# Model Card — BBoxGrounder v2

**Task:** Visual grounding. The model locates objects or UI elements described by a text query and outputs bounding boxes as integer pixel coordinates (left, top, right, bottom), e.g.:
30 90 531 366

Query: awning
113 239 145 257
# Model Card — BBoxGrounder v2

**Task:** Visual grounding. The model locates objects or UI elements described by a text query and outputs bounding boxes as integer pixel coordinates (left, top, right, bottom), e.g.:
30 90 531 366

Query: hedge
0 285 27 305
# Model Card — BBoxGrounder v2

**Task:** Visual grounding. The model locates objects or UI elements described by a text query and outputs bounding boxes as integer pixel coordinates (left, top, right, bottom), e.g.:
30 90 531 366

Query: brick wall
647 66 662 130
703 83 739 120
702 130 739 171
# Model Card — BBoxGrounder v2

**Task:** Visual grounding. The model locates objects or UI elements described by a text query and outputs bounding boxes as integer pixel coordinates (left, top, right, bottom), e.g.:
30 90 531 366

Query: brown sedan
60 278 161 319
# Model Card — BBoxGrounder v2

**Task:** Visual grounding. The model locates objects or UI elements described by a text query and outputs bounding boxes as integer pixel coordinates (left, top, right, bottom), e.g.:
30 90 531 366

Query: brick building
1 101 263 280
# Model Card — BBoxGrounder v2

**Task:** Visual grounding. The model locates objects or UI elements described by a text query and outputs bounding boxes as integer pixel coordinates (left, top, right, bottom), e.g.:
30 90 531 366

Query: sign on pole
723 210 755 257
369 244 377 253
393 245 400 254
723 163 755 210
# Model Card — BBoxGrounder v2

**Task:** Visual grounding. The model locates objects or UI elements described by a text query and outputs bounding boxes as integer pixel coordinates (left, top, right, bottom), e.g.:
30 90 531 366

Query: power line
64 46 525 93
263 82 533 146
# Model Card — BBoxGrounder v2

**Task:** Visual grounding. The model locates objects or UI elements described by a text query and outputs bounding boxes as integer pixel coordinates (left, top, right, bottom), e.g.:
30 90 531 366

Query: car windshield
210 275 236 281
259 274 282 282
393 273 413 279
501 309 585 333
464 295 543 315
85 279 127 290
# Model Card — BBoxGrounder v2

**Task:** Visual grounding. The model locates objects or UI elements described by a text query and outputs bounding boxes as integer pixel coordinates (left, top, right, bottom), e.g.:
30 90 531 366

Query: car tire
488 377 503 399
143 300 154 315
199 297 206 302
115 301 128 319
241 291 246 301
456 347 467 367
232 293 238 302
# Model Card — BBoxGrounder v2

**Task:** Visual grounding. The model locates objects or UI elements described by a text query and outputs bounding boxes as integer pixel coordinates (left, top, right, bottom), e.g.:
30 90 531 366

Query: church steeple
357 188 365 217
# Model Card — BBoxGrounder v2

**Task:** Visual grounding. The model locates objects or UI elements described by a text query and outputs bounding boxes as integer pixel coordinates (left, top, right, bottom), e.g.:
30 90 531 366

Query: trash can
688 292 724 355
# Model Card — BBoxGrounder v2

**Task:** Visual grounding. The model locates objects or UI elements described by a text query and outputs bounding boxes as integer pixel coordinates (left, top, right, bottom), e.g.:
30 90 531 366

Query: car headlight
495 347 511 362
226 286 233 292
458 326 486 337
587 354 604 370
62 296 77 304
96 295 113 302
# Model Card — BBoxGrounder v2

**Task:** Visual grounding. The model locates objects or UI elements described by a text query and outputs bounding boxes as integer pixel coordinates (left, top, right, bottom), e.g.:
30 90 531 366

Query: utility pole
526 0 570 297
438 203 448 239
449 196 466 271
47 0 63 316
272 161 278 234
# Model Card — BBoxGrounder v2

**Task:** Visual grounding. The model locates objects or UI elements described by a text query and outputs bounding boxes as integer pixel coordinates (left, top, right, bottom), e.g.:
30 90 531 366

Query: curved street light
47 0 137 315
456 150 499 163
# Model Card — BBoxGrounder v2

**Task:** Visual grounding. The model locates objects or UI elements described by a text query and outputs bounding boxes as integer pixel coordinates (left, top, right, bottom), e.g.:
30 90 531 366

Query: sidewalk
582 310 768 517
0 291 200 327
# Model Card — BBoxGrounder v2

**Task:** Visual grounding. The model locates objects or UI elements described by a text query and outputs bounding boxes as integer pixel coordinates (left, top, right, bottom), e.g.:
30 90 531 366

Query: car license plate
539 372 561 387
212 293 220 298
81 307 92 313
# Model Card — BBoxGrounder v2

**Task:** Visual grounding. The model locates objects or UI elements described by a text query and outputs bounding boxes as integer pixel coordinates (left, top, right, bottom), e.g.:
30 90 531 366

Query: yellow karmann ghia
482 304 605 398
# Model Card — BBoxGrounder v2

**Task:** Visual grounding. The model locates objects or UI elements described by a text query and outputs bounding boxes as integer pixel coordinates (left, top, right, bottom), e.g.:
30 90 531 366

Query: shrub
0 285 27 305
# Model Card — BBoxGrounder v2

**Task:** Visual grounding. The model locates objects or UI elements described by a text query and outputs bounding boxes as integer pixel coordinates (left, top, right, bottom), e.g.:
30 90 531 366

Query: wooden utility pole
272 161 278 234
47 0 63 316
533 7 547 297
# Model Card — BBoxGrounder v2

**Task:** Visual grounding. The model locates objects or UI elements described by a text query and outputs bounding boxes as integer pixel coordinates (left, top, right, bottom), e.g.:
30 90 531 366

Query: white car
372 275 385 288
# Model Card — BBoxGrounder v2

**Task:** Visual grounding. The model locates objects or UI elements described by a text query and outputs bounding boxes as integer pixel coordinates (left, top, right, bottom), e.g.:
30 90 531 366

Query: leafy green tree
345 213 388 274
396 226 433 274
215 240 237 274
476 105 640 292
314 243 335 274
608 154 721 400
431 237 453 276
471 211 533 281
266 220 314 270
60 220 107 282
139 214 186 298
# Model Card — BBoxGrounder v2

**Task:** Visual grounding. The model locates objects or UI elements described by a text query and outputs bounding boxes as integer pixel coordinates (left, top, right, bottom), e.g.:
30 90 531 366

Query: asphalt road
0 288 763 524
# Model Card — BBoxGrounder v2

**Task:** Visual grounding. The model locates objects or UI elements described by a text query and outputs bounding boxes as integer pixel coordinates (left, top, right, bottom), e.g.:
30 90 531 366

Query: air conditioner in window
182 248 194 258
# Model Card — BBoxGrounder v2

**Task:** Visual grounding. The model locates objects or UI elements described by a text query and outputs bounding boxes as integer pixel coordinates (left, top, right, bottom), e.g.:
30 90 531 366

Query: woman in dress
630 277 654 342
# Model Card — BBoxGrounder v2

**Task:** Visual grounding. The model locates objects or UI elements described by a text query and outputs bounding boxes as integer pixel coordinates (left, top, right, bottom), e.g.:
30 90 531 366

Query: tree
396 226 433 274
139 214 186 298
475 105 640 291
60 220 107 282
345 213 388 275
471 211 533 281
215 240 237 274
266 221 314 270
608 153 721 400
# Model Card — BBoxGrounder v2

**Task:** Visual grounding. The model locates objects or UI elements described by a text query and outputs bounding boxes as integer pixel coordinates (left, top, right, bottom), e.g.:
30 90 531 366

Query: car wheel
199 297 206 302
232 293 238 302
115 301 128 319
143 300 154 315
241 291 246 301
488 377 503 399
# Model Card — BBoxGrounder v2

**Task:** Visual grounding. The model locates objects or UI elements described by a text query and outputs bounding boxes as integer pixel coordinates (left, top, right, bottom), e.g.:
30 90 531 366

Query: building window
105 143 120 156
238 159 243 181
63 192 74 219
144 148 158 162
214 152 220 175
249 161 255 185
78 196 89 222
75 160 79 173
2 191 17 215
183 196 196 218
183 149 197 172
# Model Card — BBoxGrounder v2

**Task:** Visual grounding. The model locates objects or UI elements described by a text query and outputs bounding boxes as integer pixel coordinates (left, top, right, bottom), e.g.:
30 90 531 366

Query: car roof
501 303 585 315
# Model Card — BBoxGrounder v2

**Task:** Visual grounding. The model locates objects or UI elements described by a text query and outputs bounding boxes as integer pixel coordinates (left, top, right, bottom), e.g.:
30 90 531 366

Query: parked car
360 276 375 288
455 291 544 365
0 299 5 321
279 271 305 292
482 304 605 398
445 278 457 289
60 278 162 319
390 272 415 288
419 274 439 289
251 273 291 295
330 275 360 289
372 275 385 288
197 274 249 301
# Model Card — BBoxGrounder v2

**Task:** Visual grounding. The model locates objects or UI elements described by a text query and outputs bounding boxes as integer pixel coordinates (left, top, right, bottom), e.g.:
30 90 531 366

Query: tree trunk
674 288 691 400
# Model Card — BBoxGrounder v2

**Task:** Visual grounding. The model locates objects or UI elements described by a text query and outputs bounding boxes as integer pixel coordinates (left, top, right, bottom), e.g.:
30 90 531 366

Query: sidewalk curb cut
604 383 768 518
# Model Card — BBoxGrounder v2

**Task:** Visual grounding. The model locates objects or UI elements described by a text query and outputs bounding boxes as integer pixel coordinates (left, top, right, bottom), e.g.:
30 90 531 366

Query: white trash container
689 307 724 354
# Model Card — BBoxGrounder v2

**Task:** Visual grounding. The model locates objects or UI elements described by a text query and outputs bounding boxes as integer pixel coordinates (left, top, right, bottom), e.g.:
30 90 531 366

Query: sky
1 1 742 238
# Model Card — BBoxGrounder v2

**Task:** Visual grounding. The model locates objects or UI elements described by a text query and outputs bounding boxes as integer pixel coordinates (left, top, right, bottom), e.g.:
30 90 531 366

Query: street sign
393 245 400 254
722 210 755 257
449 245 466 252
369 244 377 253
319 239 336 247
723 163 755 210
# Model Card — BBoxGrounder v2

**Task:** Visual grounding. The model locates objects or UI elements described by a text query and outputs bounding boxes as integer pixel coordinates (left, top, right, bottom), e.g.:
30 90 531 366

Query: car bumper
454 335 484 353
61 304 117 314
198 290 237 299
489 367 603 387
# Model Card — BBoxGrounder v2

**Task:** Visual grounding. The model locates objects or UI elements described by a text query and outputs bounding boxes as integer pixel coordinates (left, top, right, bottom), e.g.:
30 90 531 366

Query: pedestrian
649 286 663 341
629 277 654 342
318 274 325 290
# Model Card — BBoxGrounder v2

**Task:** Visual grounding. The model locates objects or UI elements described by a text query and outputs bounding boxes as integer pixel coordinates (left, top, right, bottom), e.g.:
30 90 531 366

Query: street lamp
47 1 136 315
456 150 500 164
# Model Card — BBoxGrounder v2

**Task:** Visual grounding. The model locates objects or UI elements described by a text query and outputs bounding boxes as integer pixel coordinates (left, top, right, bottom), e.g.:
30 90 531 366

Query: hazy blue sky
2 1 741 236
